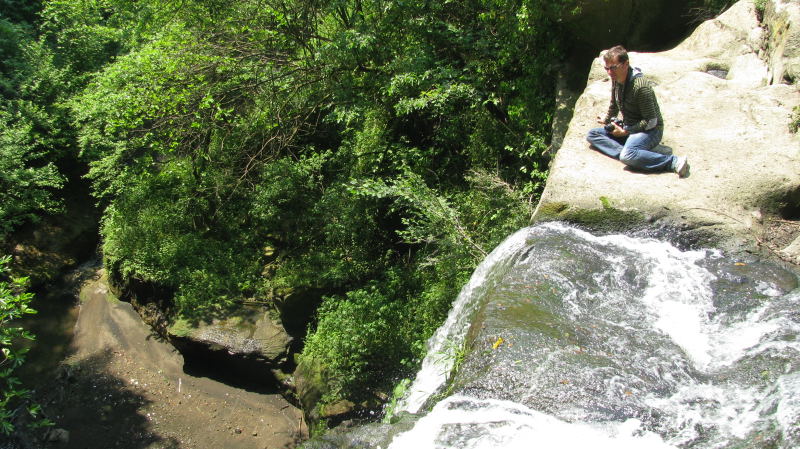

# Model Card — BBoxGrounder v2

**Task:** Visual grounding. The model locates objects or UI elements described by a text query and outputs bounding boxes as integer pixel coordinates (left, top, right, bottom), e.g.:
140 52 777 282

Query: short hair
604 45 629 64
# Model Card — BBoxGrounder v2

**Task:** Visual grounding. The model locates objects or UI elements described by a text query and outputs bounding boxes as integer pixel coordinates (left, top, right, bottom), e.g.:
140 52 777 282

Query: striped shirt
604 67 663 133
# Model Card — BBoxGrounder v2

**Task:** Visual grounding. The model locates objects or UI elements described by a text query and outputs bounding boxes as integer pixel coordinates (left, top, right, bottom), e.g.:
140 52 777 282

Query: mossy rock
534 197 646 233
294 355 326 423
167 306 292 363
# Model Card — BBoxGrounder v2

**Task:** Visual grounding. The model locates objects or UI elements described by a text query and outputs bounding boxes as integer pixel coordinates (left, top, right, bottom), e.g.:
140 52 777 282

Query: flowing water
381 223 800 448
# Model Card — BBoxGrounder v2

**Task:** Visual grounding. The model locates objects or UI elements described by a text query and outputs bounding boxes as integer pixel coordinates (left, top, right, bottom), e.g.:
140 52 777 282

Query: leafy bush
0 108 65 239
29 0 567 413
302 283 409 400
99 157 266 317
0 255 51 435
0 19 68 241
300 169 531 404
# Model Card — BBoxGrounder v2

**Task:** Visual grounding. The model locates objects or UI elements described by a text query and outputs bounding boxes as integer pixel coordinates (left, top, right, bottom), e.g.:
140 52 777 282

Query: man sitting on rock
587 45 689 177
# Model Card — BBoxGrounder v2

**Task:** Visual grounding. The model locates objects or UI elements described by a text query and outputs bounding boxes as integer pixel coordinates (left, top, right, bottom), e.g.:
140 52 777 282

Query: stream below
8 261 305 449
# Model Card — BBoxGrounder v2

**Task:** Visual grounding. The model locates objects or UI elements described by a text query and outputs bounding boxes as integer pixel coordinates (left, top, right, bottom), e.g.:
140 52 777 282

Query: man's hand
610 121 628 137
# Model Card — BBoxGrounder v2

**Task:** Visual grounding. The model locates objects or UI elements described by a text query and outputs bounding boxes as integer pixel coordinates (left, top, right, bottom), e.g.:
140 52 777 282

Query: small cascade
397 227 534 414
389 223 800 448
390 395 675 449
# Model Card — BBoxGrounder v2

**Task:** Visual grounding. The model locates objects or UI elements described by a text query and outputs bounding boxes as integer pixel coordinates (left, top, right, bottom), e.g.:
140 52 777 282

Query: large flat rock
535 0 800 251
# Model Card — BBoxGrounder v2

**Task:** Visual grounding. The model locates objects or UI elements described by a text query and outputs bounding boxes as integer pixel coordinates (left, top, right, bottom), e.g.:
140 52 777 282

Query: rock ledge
535 0 800 258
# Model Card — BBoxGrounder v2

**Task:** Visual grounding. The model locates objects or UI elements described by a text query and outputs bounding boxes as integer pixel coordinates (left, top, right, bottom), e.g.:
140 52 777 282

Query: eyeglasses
604 63 623 71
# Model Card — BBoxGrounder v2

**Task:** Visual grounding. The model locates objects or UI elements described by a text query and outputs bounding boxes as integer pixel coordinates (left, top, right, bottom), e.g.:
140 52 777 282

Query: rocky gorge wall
537 0 800 263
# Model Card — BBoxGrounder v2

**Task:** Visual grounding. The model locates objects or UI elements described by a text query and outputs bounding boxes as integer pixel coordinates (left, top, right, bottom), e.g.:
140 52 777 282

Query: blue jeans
586 127 674 172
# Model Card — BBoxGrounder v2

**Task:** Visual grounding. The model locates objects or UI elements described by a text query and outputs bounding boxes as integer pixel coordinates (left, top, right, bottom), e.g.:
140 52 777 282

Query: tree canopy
2 0 573 415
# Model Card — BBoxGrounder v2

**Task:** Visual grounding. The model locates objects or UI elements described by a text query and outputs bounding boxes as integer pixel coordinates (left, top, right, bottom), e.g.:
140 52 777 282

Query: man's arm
604 83 619 123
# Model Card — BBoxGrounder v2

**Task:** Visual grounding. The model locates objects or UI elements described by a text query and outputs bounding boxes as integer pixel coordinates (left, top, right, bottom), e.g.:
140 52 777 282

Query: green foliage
168 318 193 338
99 156 266 316
790 105 799 134
424 338 471 406
300 169 529 405
39 0 140 73
86 0 563 410
382 377 411 423
354 169 532 267
0 108 65 239
0 18 28 95
302 283 410 400
0 18 69 240
5 0 572 413
0 0 127 242
2 0 211 242
0 255 52 435
356 172 489 263
0 0 43 25
754 0 768 17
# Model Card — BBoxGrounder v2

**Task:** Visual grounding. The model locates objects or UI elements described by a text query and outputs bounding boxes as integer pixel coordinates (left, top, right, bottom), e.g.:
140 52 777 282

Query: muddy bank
17 270 307 449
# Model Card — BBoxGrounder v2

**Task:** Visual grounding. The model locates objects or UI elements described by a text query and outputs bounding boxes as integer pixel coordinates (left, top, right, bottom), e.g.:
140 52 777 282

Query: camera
604 118 624 132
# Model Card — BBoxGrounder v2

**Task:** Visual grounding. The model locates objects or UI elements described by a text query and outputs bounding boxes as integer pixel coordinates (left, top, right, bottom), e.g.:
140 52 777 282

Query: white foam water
390 396 676 449
390 223 800 448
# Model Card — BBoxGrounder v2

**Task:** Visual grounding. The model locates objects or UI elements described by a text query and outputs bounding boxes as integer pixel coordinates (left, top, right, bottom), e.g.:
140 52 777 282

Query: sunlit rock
168 307 292 364
537 0 800 254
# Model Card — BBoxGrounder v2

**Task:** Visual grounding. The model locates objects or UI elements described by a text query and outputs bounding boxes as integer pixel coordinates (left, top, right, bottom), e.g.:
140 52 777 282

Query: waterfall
397 227 534 414
390 222 800 449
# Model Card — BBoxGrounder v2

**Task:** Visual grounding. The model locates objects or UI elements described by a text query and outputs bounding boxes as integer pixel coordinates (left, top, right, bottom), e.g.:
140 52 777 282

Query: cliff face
535 0 800 260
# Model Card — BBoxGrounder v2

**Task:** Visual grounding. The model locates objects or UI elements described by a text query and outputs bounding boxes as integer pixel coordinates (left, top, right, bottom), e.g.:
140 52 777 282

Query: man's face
604 57 628 83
